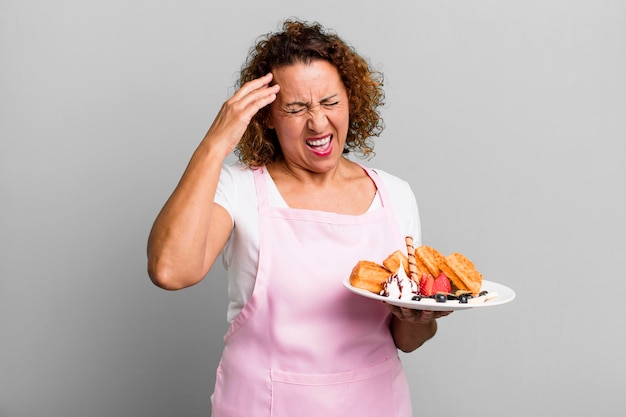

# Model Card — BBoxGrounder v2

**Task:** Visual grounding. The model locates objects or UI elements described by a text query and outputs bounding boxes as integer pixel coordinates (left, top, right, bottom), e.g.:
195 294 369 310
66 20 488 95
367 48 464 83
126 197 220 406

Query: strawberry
432 272 451 294
419 273 434 296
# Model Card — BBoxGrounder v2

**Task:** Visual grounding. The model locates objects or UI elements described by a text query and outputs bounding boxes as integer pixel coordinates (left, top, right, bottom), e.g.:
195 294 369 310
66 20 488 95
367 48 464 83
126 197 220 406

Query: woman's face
268 60 349 172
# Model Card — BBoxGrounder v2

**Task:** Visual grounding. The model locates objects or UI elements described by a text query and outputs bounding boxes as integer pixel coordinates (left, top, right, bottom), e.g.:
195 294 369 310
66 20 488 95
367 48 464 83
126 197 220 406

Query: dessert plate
343 278 515 312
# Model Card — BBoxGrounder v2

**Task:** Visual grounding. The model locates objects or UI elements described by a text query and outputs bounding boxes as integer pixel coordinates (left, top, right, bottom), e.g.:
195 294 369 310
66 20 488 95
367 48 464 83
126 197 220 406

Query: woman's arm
387 306 451 352
147 74 279 290
146 143 232 290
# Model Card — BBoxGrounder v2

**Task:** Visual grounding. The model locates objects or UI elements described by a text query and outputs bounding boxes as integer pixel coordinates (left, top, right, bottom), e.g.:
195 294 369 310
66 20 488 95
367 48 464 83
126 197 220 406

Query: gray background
1 1 625 416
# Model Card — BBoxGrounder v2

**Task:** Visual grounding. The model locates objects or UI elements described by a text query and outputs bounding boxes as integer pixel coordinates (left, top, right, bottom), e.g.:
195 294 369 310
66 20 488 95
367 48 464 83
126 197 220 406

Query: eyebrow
284 94 340 107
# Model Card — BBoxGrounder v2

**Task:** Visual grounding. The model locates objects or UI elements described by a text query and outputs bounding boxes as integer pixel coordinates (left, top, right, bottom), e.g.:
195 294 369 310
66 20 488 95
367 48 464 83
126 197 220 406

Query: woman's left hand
385 304 452 324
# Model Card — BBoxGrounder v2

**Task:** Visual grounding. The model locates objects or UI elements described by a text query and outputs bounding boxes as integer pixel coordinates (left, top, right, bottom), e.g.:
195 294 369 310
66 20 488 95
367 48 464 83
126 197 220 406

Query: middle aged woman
147 19 450 417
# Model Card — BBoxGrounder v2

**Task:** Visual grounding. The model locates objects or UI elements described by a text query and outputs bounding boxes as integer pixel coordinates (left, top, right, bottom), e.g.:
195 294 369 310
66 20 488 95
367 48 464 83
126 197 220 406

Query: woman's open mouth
306 134 333 156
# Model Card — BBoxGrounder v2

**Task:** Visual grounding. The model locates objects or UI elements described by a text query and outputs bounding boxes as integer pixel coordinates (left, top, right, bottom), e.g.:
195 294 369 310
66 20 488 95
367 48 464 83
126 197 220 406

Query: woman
147 19 450 417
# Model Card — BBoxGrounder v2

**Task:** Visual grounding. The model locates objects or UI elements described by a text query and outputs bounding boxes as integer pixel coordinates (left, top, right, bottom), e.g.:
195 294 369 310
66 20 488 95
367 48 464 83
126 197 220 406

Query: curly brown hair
234 19 385 167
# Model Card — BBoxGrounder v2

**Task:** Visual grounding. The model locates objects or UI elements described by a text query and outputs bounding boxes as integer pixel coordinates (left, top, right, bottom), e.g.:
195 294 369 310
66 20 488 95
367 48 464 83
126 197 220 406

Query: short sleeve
373 169 422 245
215 164 239 227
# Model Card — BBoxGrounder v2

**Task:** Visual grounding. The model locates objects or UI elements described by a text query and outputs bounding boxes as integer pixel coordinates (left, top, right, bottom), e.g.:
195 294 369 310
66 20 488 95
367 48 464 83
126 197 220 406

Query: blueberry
459 294 469 304
412 295 422 301
435 293 447 303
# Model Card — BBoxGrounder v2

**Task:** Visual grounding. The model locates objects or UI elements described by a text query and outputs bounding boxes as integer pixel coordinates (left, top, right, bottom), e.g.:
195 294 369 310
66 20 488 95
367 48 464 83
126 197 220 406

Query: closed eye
281 97 341 115
281 103 307 115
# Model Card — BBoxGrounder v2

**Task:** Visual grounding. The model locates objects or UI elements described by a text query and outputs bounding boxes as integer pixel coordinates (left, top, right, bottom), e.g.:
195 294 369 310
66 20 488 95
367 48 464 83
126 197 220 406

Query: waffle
440 252 483 295
382 250 409 276
349 260 391 294
414 245 445 277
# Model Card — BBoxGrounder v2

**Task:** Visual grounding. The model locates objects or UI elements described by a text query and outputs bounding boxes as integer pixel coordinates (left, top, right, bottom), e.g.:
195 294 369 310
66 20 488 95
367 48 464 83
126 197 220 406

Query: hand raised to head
203 73 280 155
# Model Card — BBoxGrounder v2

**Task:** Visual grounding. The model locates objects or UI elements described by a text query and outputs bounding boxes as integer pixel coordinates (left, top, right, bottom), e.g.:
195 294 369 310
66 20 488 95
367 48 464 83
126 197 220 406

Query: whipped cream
380 263 419 300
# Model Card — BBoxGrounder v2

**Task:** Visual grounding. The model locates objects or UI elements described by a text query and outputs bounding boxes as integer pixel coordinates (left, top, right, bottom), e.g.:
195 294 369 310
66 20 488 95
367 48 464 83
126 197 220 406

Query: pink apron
211 166 413 417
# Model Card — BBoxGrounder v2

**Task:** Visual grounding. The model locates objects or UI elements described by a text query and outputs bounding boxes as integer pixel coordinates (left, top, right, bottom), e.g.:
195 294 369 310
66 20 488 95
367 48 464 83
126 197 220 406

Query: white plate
343 278 516 312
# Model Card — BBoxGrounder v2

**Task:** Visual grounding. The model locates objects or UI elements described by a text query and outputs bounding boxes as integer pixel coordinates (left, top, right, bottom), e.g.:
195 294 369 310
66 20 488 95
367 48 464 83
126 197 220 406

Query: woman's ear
265 114 274 129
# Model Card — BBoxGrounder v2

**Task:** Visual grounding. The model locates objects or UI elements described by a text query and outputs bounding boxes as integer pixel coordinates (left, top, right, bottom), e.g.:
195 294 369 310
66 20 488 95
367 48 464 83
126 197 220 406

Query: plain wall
1 1 625 416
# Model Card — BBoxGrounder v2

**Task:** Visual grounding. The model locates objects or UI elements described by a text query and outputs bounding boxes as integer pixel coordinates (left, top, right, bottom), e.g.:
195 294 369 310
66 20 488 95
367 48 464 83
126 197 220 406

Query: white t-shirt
214 162 422 323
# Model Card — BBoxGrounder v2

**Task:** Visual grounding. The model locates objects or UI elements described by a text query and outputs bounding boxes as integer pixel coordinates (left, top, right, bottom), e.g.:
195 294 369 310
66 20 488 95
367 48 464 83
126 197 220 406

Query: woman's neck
266 158 376 214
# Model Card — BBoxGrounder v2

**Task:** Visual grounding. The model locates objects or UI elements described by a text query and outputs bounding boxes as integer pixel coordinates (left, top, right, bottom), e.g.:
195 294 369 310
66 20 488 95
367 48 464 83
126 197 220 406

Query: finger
420 310 434 322
385 303 404 318
387 304 413 321
232 73 276 101
227 81 279 120
400 307 414 320
213 78 278 126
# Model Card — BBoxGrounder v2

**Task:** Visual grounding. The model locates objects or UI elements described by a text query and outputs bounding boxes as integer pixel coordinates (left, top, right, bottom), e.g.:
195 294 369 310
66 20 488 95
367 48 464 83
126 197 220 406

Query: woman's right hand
203 72 280 154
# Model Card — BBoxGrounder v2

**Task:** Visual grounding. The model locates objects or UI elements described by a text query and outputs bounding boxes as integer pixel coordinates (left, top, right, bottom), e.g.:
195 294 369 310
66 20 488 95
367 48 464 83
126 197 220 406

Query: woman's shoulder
368 166 420 238
220 161 264 189
221 161 254 178
216 162 258 211
368 167 412 193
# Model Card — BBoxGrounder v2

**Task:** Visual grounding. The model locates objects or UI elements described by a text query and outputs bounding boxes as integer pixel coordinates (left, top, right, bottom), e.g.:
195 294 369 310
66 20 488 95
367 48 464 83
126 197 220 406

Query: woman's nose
306 107 328 132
